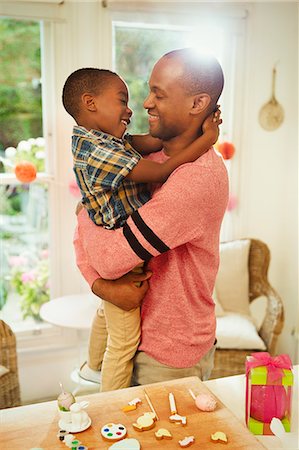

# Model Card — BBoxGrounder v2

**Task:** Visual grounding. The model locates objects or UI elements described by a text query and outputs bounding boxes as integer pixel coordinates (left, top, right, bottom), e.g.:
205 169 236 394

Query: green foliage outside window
0 18 42 152
114 26 189 134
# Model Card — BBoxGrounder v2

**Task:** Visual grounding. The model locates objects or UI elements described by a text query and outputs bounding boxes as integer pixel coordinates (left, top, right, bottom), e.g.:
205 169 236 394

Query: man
74 48 229 385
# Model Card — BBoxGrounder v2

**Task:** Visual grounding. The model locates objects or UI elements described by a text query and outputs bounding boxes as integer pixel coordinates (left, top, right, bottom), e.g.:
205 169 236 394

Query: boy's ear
81 93 97 112
190 93 211 115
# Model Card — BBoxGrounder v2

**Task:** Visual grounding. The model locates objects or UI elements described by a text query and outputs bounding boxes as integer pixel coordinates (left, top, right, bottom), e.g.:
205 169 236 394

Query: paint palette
101 423 127 441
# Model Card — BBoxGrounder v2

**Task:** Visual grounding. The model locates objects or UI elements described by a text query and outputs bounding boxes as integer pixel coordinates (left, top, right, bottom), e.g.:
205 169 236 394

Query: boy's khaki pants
88 301 140 392
89 301 216 390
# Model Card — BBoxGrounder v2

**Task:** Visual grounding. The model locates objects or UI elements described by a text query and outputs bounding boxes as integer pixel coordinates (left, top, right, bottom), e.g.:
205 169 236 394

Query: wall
237 2 298 361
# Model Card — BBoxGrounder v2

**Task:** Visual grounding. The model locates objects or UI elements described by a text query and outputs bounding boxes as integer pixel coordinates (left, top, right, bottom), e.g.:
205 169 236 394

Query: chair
210 239 284 379
0 320 21 408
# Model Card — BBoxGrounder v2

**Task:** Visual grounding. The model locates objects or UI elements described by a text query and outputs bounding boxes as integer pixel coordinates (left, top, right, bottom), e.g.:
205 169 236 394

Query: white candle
169 392 177 414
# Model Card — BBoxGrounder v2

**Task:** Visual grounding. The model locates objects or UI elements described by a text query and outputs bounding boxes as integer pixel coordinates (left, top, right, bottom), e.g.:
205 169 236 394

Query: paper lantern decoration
14 161 37 183
218 141 235 160
250 385 287 423
227 194 238 212
68 179 81 198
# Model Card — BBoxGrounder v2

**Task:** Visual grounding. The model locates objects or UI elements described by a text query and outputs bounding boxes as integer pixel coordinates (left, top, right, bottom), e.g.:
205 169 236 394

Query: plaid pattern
72 126 150 229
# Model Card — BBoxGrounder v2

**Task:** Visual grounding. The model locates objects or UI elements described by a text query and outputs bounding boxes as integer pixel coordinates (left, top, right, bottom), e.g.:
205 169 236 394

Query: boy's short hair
62 68 119 120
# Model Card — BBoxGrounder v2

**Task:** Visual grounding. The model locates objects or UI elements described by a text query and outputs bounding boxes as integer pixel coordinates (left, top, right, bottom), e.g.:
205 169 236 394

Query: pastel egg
195 393 217 411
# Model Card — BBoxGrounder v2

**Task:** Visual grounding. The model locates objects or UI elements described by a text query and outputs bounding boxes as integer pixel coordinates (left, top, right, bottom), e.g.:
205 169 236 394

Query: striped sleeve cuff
122 210 170 262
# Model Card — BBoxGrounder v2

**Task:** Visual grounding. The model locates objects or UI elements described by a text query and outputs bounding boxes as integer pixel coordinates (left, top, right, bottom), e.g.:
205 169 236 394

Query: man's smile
148 112 159 123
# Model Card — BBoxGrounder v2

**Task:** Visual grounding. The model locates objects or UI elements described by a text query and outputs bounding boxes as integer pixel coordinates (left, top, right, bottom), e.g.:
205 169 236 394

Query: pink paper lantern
250 385 287 423
227 194 238 212
218 141 235 160
68 179 81 198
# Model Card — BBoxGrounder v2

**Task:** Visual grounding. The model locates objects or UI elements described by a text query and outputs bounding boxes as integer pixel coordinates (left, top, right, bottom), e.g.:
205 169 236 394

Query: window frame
110 7 248 241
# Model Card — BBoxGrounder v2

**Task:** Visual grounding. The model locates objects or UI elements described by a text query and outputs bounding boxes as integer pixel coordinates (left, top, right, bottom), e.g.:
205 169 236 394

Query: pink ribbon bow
246 352 292 383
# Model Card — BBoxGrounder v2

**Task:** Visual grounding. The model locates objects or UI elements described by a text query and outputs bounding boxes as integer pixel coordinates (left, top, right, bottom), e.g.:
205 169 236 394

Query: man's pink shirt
74 148 229 368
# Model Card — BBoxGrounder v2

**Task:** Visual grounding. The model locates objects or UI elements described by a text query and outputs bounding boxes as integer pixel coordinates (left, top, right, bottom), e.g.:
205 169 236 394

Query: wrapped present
245 352 293 435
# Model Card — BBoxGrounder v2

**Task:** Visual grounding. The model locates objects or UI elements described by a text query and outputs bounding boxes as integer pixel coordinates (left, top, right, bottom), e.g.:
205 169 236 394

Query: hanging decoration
217 141 235 160
68 179 81 198
14 161 37 183
227 194 238 212
259 65 284 131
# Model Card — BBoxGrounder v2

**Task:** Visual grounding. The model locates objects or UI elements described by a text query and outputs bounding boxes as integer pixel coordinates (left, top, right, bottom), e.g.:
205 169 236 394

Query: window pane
0 17 50 327
0 18 44 172
113 22 231 242
114 24 224 134
0 183 50 326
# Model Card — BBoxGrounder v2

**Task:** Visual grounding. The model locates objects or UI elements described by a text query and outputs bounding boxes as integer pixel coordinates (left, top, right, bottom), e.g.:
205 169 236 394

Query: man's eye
155 95 163 100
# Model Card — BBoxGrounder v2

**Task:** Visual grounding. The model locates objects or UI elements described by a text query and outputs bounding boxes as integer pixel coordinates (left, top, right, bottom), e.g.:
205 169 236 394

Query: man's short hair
62 68 119 120
163 49 224 113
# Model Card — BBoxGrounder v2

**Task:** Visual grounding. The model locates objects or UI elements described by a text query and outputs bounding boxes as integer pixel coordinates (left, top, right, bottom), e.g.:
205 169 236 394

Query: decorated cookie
101 423 127 441
121 398 142 412
211 431 228 443
155 428 173 440
169 413 187 426
178 436 195 447
121 404 137 412
128 398 142 406
132 412 156 431
109 438 140 450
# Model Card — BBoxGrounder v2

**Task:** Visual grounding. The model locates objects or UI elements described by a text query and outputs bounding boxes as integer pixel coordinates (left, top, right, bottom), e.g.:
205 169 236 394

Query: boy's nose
127 106 133 117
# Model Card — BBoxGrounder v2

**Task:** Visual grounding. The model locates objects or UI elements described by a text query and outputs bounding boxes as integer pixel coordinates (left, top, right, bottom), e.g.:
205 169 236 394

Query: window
0 18 51 331
113 22 225 134
112 13 245 240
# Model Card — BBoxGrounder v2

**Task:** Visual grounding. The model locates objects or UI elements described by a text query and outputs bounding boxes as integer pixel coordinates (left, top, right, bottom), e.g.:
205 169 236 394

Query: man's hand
91 270 152 311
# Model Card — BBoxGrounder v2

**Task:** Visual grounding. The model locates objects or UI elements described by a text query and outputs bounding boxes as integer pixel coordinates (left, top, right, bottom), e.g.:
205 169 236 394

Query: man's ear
190 93 211 115
81 93 97 112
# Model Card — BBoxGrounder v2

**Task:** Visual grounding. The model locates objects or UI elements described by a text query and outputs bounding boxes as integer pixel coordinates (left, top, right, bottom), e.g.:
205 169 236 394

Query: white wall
236 2 298 361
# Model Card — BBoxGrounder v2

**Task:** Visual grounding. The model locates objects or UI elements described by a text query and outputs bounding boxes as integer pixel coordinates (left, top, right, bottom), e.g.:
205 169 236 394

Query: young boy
62 67 221 391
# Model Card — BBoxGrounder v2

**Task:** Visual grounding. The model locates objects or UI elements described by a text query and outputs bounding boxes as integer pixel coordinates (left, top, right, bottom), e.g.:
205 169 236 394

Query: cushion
216 313 266 350
0 365 9 378
249 295 268 330
215 239 251 316
212 287 225 317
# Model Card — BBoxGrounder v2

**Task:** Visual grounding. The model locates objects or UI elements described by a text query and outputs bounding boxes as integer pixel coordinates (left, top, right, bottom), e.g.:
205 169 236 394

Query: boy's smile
93 76 133 139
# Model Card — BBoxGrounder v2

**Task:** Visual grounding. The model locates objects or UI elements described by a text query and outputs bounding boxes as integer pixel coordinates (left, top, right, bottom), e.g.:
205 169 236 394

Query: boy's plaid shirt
72 126 150 229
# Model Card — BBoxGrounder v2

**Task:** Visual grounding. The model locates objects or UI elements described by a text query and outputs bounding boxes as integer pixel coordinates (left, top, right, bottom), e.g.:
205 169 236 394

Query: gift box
245 352 293 435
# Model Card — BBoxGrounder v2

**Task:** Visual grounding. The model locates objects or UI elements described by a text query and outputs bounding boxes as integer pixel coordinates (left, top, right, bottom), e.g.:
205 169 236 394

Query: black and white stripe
123 211 170 262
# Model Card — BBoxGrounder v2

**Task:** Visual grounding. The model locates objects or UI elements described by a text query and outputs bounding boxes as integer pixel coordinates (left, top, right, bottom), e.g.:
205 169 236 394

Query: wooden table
1 376 266 450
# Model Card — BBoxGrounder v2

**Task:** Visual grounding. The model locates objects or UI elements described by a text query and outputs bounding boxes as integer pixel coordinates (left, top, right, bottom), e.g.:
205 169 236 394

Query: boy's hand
202 106 222 145
91 270 152 311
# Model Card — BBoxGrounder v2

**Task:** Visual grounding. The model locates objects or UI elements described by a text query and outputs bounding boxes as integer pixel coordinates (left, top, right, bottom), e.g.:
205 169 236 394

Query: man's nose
143 92 154 109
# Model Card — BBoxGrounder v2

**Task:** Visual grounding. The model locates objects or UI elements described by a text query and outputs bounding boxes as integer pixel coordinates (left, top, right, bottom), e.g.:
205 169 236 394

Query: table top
1 376 266 450
39 294 100 329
